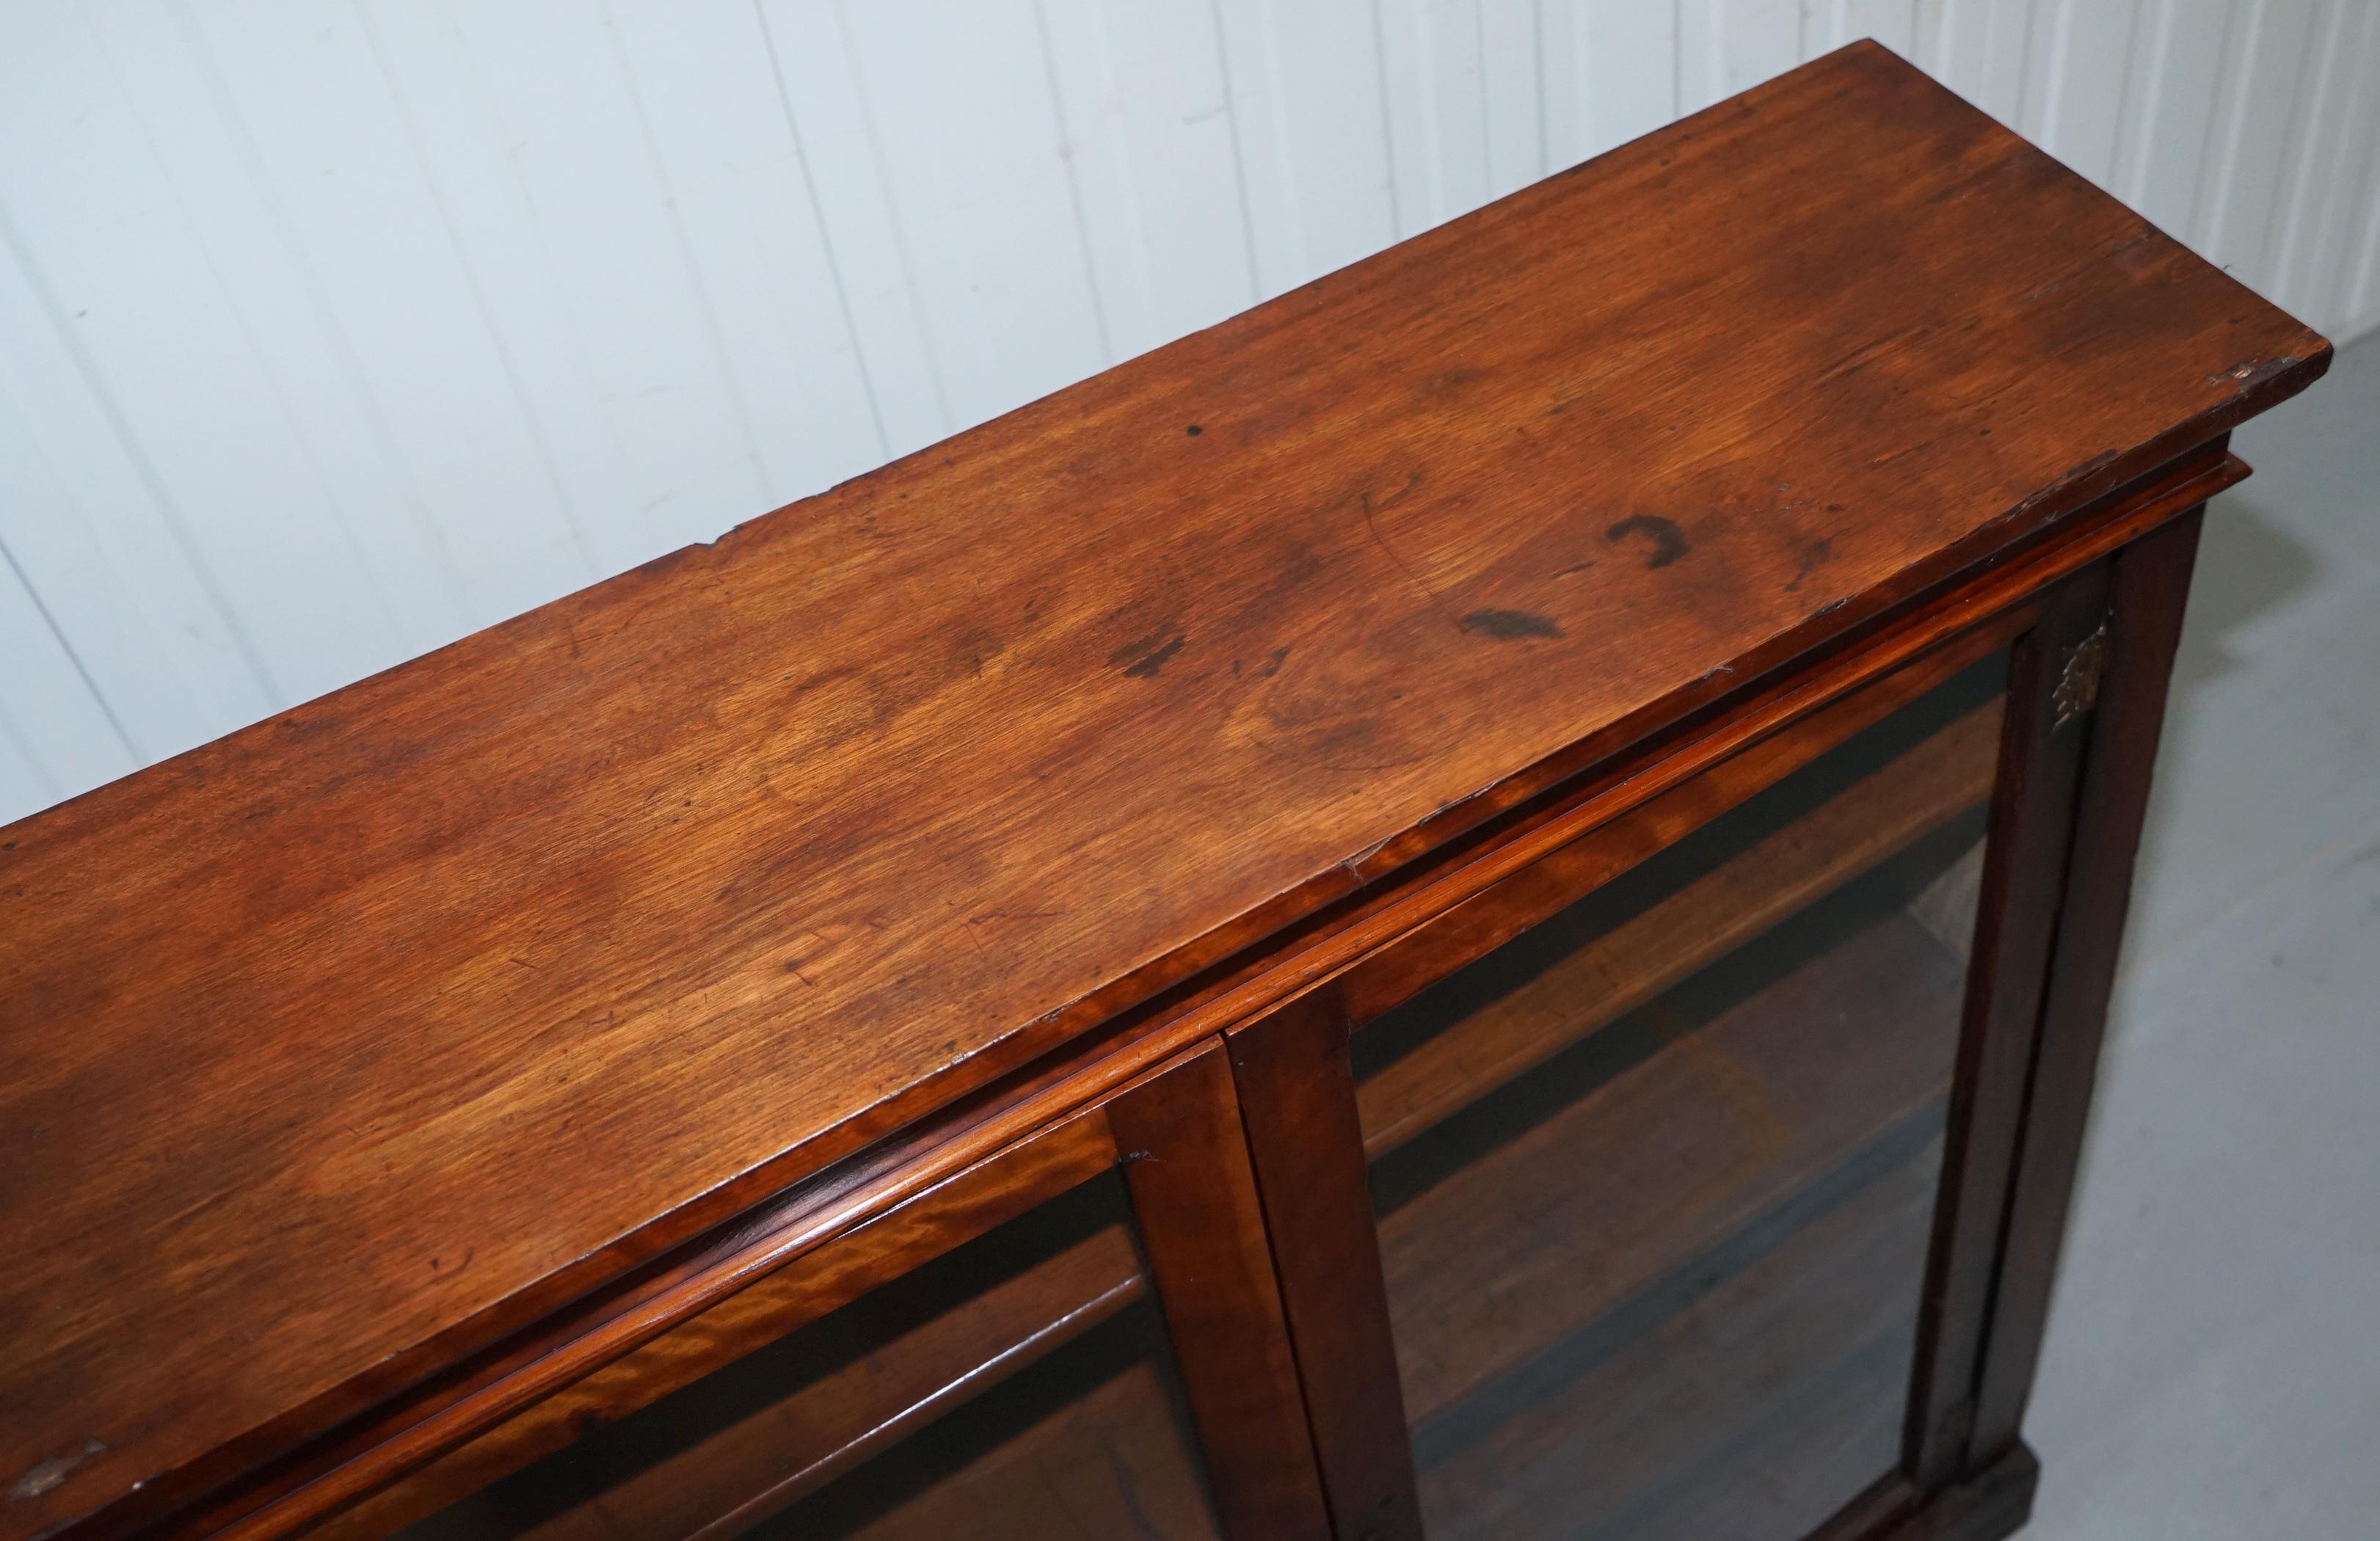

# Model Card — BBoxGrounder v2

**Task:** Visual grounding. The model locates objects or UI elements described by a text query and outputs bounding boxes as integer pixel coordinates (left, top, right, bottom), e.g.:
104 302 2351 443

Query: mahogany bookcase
1 41 2331 1541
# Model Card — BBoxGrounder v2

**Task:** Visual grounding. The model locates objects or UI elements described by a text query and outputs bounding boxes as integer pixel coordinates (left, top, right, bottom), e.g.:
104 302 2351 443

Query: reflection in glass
1355 654 2004 1541
399 1172 1220 1541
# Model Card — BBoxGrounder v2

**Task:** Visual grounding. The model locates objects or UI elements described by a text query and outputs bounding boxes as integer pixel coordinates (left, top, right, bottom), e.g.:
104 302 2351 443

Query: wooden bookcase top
0 41 2326 1540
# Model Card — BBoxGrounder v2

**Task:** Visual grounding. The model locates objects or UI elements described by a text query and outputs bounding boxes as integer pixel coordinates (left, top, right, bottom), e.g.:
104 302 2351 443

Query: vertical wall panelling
1537 1 1677 170
2349 1 2380 335
0 251 258 767
1037 0 1259 362
0 0 403 713
2199 0 2324 286
1677 0 1800 115
2109 0 2232 240
0 700 58 828
434 1 779 558
1377 0 1491 234
1211 0 1400 295
237 1 624 605
1816 1 1919 59
1921 0 2037 123
604 0 887 507
0 533 136 823
826 1 1112 431
2273 1 2380 335
756 0 955 458
2018 0 2142 186
4 0 2377 822
1477 0 1546 200
85 0 475 661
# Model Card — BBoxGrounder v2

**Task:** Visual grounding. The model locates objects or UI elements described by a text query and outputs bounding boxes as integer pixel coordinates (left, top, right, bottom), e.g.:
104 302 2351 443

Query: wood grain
305 1130 1132 1541
201 1102 1121 1541
1107 1043 1333 1541
1354 693 2003 1155
1339 616 2006 1030
438 1223 1145 1541
1225 988 1422 1541
1968 509 2205 1459
0 41 2328 1540
1903 567 2109 1487
1806 1445 2039 1541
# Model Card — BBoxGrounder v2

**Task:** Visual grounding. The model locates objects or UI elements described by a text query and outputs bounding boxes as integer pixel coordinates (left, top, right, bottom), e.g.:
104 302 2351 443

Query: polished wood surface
1107 1043 1333 1541
1903 567 2108 1487
1968 509 2206 1460
1226 988 1423 1541
0 40 2329 1540
1807 1444 2039 1541
303 1113 1130 1541
189 1099 1128 1541
1353 674 2004 1154
1337 612 2011 1032
521 1234 1139 1541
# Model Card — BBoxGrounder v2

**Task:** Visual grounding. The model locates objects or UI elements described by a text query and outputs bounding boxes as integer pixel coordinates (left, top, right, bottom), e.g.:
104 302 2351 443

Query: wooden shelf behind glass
1350 654 2004 1541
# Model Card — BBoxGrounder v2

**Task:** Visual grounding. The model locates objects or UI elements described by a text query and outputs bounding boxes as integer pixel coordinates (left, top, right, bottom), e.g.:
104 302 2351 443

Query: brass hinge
2053 622 2110 729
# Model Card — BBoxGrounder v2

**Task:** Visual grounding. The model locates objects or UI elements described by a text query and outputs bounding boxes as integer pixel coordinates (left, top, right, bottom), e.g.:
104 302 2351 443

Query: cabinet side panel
1968 507 2208 1457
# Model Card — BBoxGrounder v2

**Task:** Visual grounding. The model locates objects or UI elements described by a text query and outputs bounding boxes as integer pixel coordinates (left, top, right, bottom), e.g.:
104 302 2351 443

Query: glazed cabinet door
1229 525 2201 1541
252 1042 1328 1541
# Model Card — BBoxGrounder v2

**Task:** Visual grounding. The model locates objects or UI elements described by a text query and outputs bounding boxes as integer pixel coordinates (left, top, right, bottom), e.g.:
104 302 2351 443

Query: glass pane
1353 652 2005 1541
398 1171 1220 1541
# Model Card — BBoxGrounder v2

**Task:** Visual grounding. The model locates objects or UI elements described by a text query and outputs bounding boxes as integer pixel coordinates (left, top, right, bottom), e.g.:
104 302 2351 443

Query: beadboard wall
4 0 2376 825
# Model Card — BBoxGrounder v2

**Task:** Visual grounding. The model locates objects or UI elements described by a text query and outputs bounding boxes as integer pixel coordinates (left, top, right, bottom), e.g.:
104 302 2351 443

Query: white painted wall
4 0 2376 826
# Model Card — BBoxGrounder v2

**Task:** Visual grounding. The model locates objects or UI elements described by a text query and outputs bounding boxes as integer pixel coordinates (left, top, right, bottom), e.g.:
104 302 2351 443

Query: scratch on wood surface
1356 480 1464 632
2205 353 2304 390
11 1439 105 1502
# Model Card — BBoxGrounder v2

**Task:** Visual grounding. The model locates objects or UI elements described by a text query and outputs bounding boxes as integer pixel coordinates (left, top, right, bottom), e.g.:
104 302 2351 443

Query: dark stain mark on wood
1111 631 1187 678
1605 514 1690 568
1184 423 1204 436
1786 536 1834 593
11 1439 106 1503
1460 608 1563 641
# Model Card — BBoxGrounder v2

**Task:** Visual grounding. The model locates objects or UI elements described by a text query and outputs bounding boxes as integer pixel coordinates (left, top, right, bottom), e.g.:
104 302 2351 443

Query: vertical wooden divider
1107 1040 1335 1541
1968 506 2208 1457
1226 986 1424 1541
1904 563 2108 1489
